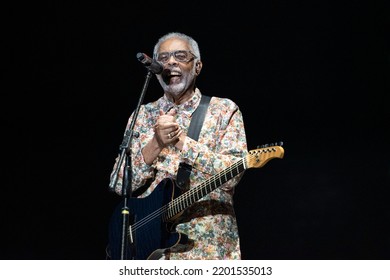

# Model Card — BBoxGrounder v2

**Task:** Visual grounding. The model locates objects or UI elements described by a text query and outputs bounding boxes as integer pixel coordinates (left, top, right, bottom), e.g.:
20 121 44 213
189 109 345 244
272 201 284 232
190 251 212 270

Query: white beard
160 80 186 96
157 66 196 97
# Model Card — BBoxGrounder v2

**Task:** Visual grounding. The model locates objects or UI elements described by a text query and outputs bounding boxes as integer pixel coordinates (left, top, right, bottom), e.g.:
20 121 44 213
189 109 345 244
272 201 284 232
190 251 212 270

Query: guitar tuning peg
279 141 283 146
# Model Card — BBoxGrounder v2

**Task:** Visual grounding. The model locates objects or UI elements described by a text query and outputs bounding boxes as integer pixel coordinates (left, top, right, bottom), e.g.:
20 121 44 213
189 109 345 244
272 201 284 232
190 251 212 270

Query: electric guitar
107 144 284 260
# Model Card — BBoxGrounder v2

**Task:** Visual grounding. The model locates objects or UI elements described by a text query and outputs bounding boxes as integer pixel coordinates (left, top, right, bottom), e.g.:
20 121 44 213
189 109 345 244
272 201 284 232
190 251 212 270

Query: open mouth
163 69 182 84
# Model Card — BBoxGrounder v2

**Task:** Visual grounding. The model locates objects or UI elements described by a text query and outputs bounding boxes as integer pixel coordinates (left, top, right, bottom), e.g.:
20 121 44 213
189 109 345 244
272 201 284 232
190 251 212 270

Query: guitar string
130 148 276 233
128 147 280 234
163 159 243 221
130 159 244 234
170 157 247 216
130 158 247 233
129 146 278 233
166 149 274 221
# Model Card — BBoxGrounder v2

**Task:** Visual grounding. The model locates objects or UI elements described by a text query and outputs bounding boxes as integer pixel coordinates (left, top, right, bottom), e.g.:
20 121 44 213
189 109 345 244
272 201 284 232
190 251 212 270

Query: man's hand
154 108 182 147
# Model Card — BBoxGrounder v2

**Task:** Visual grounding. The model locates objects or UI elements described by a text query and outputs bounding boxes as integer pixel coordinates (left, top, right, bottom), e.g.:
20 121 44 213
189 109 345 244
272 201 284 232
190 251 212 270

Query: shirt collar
159 88 202 116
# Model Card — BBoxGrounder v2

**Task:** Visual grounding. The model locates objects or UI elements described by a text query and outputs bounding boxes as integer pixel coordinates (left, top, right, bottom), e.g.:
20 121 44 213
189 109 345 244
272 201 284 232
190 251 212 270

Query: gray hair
153 32 201 62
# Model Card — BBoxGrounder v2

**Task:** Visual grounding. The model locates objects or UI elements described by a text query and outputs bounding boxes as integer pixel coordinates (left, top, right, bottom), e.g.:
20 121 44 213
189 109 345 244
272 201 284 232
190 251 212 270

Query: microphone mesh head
136 52 144 61
149 61 163 74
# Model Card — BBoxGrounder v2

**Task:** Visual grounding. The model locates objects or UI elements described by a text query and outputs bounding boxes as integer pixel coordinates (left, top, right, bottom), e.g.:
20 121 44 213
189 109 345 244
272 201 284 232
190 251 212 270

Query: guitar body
107 178 187 260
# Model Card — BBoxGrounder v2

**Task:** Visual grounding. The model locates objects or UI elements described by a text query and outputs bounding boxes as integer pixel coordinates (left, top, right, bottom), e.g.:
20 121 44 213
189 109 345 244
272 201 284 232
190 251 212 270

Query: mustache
161 67 182 77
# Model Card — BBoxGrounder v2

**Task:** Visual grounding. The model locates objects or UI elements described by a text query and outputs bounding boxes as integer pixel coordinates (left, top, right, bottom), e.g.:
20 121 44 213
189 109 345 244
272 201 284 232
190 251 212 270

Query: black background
4 1 389 260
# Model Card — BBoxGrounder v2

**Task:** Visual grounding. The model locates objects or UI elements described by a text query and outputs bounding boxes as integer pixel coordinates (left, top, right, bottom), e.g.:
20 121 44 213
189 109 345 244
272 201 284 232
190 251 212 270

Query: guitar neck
166 158 246 219
164 145 284 220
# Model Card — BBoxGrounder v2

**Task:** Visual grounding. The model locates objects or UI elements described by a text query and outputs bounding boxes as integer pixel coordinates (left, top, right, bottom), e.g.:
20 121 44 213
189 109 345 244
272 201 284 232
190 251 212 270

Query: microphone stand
108 56 162 260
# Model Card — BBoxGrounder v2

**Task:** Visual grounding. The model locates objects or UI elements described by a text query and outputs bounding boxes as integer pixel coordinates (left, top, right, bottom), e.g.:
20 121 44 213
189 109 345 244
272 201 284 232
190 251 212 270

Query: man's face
156 38 197 97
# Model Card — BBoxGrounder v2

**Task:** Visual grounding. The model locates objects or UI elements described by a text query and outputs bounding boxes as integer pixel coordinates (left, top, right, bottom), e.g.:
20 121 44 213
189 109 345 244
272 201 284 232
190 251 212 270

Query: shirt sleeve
110 106 157 196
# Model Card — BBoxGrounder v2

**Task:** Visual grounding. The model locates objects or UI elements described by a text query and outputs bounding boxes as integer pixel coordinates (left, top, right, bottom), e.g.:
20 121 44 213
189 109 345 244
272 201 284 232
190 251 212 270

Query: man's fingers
166 108 176 116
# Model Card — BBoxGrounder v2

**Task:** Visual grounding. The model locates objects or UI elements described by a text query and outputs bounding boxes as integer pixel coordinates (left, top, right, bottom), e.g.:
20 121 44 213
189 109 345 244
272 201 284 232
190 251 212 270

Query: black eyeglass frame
156 50 198 64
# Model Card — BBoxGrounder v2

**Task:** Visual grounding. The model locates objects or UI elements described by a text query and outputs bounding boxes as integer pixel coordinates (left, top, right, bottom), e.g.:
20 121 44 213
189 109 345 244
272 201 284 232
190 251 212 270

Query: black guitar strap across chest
176 94 211 188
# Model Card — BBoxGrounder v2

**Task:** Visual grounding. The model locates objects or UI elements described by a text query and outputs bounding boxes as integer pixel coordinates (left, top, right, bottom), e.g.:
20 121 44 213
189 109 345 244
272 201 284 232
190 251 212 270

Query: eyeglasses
156 50 197 64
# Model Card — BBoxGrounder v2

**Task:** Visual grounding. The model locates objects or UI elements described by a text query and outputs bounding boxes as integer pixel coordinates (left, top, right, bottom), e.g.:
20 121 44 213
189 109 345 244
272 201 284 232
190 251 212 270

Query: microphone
136 52 163 74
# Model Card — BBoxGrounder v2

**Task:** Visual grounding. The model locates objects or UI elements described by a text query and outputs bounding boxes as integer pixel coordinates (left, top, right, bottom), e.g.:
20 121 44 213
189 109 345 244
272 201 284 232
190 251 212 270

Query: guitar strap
176 94 211 189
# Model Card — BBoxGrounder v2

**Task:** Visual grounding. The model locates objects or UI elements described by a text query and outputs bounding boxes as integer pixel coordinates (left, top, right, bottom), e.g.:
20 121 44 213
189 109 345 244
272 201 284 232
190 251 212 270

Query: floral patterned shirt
111 88 248 259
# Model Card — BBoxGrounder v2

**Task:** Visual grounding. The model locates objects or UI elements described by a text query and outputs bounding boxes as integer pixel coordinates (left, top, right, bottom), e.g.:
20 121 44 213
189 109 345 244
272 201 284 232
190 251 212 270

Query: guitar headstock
246 142 285 169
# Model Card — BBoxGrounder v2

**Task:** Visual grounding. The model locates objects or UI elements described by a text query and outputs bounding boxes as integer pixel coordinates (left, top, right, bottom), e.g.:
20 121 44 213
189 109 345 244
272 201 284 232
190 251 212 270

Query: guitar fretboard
164 158 246 220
